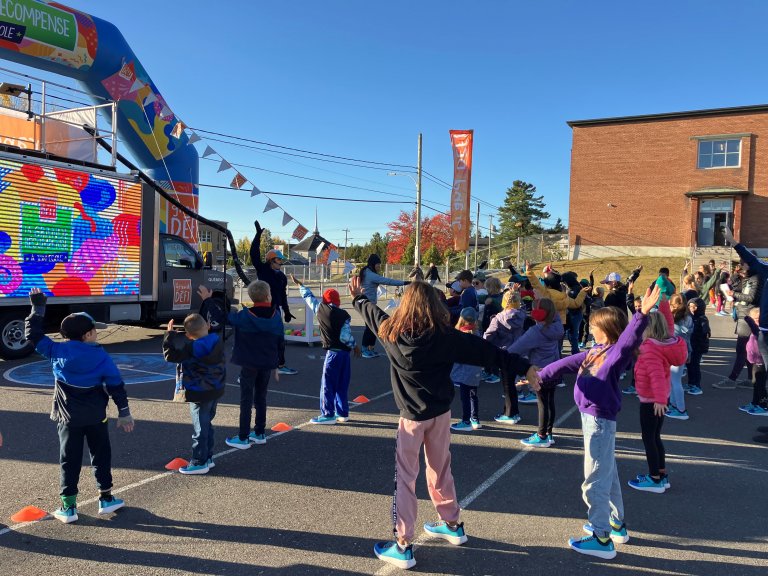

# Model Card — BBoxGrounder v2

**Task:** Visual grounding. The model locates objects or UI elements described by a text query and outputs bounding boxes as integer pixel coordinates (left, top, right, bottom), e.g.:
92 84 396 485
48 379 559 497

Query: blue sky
9 0 768 249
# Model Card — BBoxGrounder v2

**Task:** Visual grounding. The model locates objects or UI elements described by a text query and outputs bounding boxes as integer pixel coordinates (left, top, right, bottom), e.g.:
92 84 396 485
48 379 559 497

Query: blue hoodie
228 305 284 369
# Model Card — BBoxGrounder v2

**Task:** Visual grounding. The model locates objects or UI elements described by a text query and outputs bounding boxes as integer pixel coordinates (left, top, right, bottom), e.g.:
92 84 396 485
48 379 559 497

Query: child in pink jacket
628 293 687 493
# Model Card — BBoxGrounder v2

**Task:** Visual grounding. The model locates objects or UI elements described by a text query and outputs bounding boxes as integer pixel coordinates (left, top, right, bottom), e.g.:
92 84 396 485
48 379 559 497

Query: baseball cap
600 272 621 284
447 281 462 293
459 307 478 323
265 249 285 262
60 312 107 340
473 271 486 282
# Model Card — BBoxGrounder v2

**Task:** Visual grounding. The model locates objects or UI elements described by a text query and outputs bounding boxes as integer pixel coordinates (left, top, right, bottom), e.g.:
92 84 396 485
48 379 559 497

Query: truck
0 144 235 359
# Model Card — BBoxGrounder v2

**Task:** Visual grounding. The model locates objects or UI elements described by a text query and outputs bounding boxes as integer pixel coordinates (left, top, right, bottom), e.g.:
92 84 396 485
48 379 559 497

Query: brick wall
569 110 768 253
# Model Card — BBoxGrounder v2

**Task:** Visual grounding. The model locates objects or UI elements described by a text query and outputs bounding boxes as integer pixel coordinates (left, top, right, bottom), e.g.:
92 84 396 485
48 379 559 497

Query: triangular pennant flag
263 198 279 213
160 105 173 119
316 241 326 253
171 120 186 139
217 159 232 173
230 172 247 189
327 249 340 264
143 91 157 106
250 185 262 197
292 224 308 241
202 145 217 158
188 132 201 144
282 212 293 226
130 78 144 94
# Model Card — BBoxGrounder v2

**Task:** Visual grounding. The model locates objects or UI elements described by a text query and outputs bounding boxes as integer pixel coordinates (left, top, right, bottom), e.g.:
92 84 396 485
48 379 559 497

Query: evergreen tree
545 217 567 234
496 181 551 254
423 244 442 266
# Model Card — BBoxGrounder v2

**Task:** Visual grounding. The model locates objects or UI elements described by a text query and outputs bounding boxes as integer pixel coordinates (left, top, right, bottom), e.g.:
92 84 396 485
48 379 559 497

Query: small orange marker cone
271 422 292 432
11 506 47 523
353 395 370 403
165 457 189 471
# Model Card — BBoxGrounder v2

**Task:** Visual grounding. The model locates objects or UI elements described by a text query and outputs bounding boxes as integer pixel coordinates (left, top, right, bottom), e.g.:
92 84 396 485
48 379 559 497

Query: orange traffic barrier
10 505 47 523
353 395 370 403
271 422 292 432
164 457 189 471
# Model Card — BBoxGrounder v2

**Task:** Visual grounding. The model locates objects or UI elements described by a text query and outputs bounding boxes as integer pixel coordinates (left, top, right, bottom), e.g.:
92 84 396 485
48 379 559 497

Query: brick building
568 104 768 259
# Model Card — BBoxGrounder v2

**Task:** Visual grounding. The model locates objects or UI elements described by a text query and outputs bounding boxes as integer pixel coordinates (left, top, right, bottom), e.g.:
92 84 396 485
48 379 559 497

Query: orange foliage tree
386 211 455 264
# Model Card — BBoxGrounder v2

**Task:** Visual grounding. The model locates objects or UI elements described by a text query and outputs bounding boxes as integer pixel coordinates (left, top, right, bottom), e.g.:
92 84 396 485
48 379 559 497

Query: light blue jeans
581 413 624 538
669 364 686 412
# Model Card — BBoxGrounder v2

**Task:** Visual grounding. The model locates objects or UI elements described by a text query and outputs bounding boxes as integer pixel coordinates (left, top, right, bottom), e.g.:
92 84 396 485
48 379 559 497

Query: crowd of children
12 231 768 570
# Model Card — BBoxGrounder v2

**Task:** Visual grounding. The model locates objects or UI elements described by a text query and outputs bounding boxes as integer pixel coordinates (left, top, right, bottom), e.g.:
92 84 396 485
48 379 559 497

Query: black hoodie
690 297 711 353
353 295 531 421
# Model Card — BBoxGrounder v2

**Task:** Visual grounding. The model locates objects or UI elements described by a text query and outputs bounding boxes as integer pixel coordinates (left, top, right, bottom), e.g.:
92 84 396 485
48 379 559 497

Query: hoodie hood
690 297 707 317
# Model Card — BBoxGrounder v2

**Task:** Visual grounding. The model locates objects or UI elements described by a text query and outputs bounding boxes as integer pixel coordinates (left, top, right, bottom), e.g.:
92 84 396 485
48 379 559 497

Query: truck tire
0 311 34 359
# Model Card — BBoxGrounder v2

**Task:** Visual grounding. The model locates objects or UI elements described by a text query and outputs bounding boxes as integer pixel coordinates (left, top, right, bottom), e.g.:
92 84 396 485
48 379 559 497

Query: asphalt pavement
0 307 766 575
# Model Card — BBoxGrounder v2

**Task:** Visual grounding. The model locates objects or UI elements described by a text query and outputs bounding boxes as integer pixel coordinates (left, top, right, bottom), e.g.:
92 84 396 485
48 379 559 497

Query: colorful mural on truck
0 157 142 298
0 0 198 245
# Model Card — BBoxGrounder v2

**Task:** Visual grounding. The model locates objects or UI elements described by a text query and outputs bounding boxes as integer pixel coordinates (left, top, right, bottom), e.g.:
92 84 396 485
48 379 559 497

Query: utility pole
488 214 492 267
473 202 480 270
415 133 423 267
342 228 350 261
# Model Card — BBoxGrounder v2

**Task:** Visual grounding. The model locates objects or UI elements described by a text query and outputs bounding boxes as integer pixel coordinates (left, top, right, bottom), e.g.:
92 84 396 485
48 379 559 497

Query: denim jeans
238 367 271 439
669 364 686 411
568 310 583 355
580 413 624 538
190 399 218 466
58 420 112 497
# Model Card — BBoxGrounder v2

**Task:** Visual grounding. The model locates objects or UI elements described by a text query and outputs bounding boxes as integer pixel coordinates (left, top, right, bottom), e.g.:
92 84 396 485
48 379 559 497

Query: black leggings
729 335 753 381
752 364 767 407
537 386 556 437
639 402 665 477
502 374 520 417
362 326 377 349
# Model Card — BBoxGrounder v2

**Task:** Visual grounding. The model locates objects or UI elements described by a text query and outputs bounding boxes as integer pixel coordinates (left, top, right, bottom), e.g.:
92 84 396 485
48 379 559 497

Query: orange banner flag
449 130 473 251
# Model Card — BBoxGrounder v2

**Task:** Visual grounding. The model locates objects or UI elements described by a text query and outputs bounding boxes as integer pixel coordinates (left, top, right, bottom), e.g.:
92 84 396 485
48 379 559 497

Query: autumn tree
386 211 455 264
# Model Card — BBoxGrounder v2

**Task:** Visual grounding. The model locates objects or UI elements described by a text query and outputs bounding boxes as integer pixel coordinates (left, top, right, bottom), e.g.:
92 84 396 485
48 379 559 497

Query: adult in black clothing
251 220 298 375
426 263 440 286
601 266 642 318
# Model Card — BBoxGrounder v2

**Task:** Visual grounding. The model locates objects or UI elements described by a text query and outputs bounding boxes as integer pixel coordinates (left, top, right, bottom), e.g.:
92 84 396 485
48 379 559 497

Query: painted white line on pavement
375 404 580 576
0 385 395 538
225 383 318 401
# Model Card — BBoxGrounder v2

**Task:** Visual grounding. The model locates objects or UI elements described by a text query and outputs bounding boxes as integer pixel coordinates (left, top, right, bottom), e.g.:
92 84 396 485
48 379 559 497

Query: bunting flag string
202 145 217 158
230 173 247 189
250 185 261 196
171 120 187 139
217 159 232 173
263 198 279 212
292 224 308 241
282 212 293 226
187 132 201 144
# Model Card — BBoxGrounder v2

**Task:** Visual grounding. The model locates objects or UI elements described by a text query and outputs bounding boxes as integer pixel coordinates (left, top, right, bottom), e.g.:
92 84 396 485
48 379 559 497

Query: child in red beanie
291 275 360 424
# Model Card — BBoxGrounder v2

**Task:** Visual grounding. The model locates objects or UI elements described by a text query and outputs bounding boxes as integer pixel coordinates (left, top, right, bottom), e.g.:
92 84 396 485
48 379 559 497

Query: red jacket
633 300 688 404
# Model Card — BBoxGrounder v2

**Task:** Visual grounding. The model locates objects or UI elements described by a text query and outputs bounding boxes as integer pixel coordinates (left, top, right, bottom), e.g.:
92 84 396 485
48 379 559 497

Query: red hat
322 288 340 307
531 308 548 322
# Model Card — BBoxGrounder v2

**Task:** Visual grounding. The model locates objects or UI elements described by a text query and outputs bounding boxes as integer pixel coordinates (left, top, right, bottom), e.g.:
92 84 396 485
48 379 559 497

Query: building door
698 199 734 246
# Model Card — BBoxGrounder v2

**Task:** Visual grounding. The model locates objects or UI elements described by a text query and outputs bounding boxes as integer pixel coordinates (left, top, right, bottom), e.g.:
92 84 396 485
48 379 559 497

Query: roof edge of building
567 104 768 128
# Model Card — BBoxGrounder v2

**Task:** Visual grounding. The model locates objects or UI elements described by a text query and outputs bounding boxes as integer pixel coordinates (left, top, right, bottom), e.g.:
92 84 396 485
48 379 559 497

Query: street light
387 133 423 267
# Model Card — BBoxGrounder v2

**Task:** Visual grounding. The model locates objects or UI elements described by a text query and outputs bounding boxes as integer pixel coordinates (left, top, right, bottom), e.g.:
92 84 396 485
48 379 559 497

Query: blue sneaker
621 385 636 395
53 505 78 524
739 402 755 413
665 407 689 420
518 391 538 404
470 418 482 430
747 405 768 416
479 370 490 380
568 534 616 559
484 374 501 384
451 421 474 432
423 521 467 545
98 496 125 515
582 521 629 544
628 473 666 493
661 474 671 489
521 433 551 447
179 462 209 475
547 434 555 444
374 541 415 570
277 366 298 375
494 414 521 424
686 385 703 396
361 350 379 359
248 432 267 445
310 414 337 425
225 436 251 450
207 458 215 469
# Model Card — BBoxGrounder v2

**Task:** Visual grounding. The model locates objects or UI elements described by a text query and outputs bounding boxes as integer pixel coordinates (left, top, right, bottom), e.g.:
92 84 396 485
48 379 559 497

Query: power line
198 181 411 204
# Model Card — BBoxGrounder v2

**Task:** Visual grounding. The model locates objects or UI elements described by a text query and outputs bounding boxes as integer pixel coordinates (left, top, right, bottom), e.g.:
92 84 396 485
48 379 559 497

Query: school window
697 139 740 168
199 230 212 243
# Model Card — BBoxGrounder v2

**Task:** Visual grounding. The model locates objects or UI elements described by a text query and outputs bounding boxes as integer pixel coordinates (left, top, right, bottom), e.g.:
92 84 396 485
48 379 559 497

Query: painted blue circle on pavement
3 353 176 387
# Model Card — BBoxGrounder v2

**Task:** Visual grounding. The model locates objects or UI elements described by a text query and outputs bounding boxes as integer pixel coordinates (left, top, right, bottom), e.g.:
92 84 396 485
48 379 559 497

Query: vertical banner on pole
449 130 473 251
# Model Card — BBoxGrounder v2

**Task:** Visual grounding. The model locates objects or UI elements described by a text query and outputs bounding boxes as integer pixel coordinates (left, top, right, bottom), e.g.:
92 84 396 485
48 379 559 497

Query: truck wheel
0 311 34 359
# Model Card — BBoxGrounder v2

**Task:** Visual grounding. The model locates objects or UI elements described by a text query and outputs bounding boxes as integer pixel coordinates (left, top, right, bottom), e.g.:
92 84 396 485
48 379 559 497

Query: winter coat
633 301 688 404
483 308 526 349
526 269 586 323
228 304 284 369
689 298 711 354
506 315 565 372
605 284 630 317
162 332 226 403
734 244 768 331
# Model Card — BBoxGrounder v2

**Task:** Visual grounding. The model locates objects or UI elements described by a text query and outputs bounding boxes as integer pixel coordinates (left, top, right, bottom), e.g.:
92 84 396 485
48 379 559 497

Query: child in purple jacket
538 285 661 561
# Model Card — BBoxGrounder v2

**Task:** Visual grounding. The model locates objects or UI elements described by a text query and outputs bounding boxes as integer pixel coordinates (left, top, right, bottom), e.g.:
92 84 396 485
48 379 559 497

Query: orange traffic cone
10 506 48 523
165 457 189 471
353 395 370 403
271 422 292 432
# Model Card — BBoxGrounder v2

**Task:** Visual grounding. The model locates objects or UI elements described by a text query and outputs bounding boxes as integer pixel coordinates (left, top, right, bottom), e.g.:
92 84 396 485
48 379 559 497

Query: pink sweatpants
394 411 461 542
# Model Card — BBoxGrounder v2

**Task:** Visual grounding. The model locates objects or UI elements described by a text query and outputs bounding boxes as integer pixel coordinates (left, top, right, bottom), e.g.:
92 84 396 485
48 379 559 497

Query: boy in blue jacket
24 288 134 524
221 280 284 448
163 313 226 475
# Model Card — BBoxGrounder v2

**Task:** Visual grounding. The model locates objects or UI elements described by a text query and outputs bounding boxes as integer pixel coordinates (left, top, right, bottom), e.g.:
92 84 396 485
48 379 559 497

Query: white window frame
697 138 741 170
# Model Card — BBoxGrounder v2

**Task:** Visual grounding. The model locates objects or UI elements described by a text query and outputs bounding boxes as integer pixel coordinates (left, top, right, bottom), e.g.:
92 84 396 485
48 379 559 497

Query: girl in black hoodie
351 278 539 570
686 298 711 396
